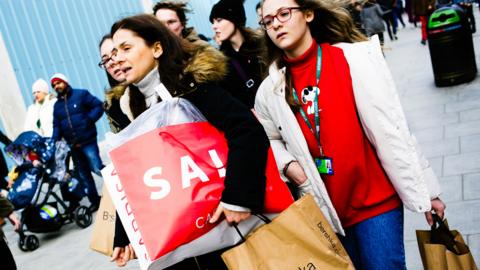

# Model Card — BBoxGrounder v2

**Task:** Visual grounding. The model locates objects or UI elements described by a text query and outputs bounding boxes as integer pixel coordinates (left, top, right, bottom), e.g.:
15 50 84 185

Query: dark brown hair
152 1 191 28
220 26 267 77
110 14 192 118
260 0 367 106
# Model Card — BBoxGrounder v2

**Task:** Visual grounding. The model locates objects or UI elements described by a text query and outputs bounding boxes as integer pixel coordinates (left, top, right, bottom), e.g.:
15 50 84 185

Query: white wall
0 31 26 139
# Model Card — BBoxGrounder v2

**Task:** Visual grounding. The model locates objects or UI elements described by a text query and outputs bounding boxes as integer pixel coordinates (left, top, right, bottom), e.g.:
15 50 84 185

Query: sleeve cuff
220 202 251 212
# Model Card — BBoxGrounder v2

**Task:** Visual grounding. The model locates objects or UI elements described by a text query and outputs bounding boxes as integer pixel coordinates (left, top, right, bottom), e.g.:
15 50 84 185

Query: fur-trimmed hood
105 85 127 107
183 38 228 85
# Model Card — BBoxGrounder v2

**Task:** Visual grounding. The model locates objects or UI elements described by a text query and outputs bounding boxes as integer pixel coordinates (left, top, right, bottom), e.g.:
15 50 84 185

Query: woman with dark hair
98 34 131 133
209 0 266 108
108 14 269 269
255 0 445 268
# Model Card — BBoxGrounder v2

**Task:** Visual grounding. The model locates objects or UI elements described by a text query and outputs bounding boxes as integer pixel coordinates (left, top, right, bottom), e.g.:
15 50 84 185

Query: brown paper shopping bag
416 214 477 270
221 194 354 270
89 185 116 256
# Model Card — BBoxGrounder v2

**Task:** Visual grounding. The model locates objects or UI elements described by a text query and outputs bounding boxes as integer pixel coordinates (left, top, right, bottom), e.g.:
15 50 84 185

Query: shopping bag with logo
104 97 294 270
221 194 354 270
416 214 477 270
89 185 116 256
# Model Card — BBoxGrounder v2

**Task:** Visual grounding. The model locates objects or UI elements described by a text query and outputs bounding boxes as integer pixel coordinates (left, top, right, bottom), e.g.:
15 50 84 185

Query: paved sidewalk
384 9 480 269
3 10 480 270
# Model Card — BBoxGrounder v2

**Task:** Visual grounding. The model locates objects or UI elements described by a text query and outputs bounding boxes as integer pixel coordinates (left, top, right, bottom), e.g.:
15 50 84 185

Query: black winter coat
52 87 104 145
220 38 265 109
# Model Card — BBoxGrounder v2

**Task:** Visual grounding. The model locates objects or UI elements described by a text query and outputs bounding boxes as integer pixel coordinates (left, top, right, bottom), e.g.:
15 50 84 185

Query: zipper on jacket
63 94 78 144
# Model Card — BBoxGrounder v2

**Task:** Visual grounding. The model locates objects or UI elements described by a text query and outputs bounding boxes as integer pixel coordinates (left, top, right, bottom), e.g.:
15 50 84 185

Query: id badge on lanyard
292 45 334 176
315 157 334 175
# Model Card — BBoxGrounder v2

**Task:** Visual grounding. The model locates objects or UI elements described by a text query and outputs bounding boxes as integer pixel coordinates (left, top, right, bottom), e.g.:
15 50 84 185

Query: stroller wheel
18 236 28 252
25 235 40 251
74 205 92 228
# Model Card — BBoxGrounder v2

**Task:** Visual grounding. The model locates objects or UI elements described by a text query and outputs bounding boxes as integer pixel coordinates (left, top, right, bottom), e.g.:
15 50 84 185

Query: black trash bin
427 6 477 87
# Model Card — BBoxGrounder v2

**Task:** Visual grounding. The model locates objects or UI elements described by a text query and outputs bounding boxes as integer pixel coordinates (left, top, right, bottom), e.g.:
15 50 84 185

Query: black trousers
0 238 16 270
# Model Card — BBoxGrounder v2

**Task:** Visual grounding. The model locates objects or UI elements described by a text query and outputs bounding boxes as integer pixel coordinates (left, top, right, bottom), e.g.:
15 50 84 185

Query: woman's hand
111 244 136 267
209 204 251 225
8 212 21 231
425 198 446 226
285 161 308 186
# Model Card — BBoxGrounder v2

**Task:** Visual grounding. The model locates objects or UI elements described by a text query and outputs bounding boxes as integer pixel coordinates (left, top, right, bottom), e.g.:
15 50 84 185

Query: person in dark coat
108 14 270 270
377 0 399 40
0 131 11 190
51 73 104 211
412 0 435 44
210 0 266 108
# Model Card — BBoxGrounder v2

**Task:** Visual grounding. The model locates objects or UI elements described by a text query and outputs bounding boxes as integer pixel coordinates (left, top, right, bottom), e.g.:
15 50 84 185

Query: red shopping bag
109 121 293 261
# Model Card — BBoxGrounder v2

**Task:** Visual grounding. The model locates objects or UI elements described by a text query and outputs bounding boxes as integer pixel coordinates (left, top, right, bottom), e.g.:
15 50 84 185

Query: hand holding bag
416 214 477 270
221 194 354 270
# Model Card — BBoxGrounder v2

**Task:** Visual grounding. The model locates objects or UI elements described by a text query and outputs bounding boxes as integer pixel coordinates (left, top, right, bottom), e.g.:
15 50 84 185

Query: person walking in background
0 131 11 190
405 0 418 26
393 0 406 28
378 0 399 40
255 0 445 268
24 79 57 137
348 0 366 35
108 14 269 269
153 0 205 43
51 73 104 212
0 195 20 270
361 0 387 45
413 0 435 44
210 0 266 108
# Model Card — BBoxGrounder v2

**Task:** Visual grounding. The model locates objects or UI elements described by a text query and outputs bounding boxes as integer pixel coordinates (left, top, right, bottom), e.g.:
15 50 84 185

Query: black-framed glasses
97 57 112 69
259 7 302 30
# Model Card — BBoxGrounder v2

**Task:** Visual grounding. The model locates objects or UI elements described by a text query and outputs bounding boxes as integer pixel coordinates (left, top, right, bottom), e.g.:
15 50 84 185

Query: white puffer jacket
24 94 57 137
254 36 441 235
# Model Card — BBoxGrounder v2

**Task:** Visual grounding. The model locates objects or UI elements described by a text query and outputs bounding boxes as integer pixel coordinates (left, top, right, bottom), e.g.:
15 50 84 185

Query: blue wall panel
0 0 145 140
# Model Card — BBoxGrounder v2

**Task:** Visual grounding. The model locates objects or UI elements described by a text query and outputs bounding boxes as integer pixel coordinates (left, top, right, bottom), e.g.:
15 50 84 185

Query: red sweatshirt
284 41 401 228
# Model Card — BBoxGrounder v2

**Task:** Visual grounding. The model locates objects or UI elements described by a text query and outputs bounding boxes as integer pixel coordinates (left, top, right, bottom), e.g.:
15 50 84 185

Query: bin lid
428 8 461 29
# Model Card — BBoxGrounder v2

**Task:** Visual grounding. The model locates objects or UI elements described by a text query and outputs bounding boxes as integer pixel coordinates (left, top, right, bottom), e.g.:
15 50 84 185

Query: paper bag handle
430 214 465 255
232 214 271 243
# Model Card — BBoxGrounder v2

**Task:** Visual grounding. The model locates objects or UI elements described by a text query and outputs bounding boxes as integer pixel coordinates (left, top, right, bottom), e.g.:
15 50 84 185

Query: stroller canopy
5 131 55 164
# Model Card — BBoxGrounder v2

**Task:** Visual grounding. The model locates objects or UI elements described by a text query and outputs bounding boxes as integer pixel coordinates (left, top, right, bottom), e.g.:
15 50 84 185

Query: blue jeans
338 207 406 270
70 141 103 205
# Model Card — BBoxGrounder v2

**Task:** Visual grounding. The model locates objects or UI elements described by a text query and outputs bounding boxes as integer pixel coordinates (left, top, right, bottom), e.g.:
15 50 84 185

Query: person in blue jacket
51 73 104 212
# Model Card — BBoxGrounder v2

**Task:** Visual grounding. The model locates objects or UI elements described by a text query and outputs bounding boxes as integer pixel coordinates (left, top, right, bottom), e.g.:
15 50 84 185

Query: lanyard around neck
291 45 323 155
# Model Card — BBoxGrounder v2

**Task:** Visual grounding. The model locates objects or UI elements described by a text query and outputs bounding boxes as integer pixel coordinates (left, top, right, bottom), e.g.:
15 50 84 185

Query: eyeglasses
98 56 113 69
259 7 302 30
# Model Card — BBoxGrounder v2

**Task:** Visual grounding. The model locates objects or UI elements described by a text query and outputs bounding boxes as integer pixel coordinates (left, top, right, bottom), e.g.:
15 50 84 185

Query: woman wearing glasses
98 34 131 134
108 14 269 269
254 0 445 268
209 0 266 108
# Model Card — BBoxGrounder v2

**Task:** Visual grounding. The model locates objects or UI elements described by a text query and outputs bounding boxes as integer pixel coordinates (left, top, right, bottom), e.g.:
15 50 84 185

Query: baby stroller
4 131 93 251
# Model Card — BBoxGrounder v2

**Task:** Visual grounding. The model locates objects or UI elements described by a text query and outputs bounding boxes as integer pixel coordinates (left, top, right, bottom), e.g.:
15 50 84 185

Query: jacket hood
184 40 228 85
105 85 127 107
